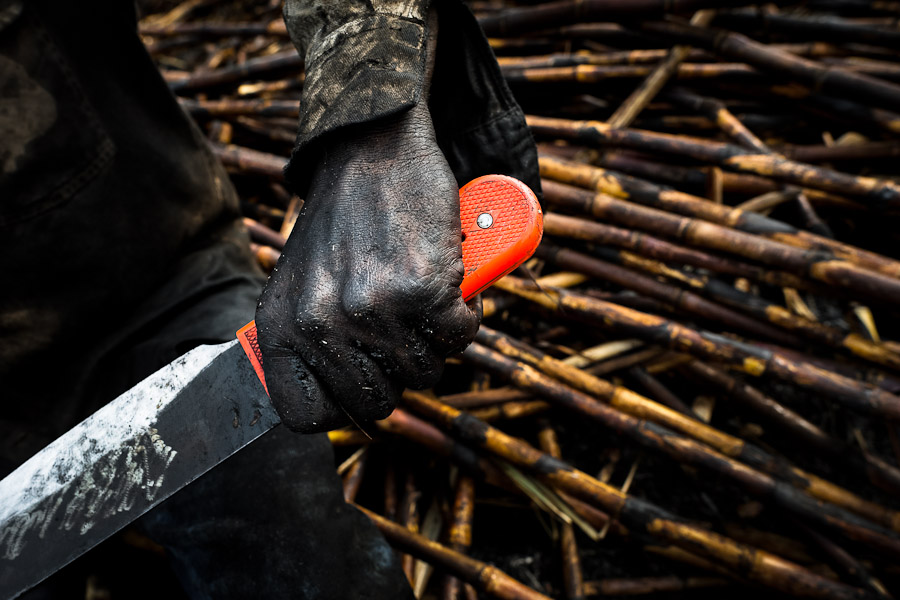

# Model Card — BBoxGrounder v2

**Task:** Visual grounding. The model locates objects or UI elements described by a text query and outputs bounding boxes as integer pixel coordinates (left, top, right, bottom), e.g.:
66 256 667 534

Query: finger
262 351 351 433
467 294 483 322
425 295 481 357
337 320 445 391
303 338 404 426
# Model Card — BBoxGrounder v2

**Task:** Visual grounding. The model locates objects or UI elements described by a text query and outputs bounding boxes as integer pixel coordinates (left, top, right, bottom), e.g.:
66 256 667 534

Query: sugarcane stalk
140 19 288 38
249 243 280 271
528 116 900 207
542 180 900 304
665 87 772 153
180 97 300 118
477 0 730 37
681 360 900 496
342 449 368 503
758 342 900 394
778 141 900 164
376 409 508 491
210 142 285 180
543 211 820 293
399 471 420 584
504 62 756 85
469 400 551 422
586 244 900 372
243 217 286 250
232 116 297 145
583 576 728 596
713 10 900 49
594 151 861 208
495 276 900 423
626 366 695 416
473 325 900 535
539 154 892 276
467 338 900 558
357 505 554 600
328 429 373 446
536 243 801 346
799 525 893 598
169 50 303 94
641 20 900 112
794 191 835 239
400 391 869 600
496 48 714 69
439 388 533 409
783 90 900 135
442 476 478 600
608 9 715 129
538 424 586 600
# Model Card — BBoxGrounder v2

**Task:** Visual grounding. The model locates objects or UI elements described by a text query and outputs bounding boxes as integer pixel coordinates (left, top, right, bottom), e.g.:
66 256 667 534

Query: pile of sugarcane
138 0 900 598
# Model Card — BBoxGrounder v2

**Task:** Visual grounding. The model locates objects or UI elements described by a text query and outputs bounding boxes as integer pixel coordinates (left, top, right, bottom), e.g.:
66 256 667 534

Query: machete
0 175 542 599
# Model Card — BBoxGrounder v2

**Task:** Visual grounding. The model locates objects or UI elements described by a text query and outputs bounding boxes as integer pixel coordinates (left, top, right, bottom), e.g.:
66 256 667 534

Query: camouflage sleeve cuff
282 13 428 194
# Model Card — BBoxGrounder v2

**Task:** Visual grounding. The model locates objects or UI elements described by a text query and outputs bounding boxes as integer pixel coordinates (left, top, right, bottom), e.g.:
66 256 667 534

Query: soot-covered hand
255 104 480 433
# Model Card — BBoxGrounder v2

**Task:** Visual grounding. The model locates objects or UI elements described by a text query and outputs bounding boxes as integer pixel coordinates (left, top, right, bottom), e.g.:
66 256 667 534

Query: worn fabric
2 0 539 596
282 0 541 198
0 1 413 598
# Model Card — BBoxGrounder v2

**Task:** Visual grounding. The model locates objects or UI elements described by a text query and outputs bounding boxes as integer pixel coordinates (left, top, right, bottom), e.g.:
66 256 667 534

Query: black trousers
0 1 412 597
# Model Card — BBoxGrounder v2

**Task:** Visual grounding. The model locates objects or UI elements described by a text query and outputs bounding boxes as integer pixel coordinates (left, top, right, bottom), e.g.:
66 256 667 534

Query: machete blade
0 341 278 599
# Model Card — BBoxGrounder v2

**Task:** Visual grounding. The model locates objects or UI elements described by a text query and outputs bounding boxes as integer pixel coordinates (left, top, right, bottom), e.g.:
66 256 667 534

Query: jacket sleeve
282 0 540 200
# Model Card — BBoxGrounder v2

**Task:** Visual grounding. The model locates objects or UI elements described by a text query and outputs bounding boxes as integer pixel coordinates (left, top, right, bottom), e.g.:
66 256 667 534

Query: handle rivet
477 213 493 228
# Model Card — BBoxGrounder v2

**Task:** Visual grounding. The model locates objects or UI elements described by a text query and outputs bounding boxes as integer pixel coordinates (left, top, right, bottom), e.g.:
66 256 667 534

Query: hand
255 103 480 433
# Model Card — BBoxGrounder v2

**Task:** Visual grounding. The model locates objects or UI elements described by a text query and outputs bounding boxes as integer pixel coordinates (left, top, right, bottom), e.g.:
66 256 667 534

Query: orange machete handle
238 174 542 393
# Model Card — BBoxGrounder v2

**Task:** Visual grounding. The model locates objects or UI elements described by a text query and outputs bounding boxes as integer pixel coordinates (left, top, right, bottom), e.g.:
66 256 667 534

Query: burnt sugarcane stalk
583 576 728 596
798 525 893 598
496 48 713 70
377 409 509 492
342 449 368 503
504 62 757 85
583 244 900 372
777 142 900 164
783 90 900 136
625 366 695 416
536 243 801 346
608 9 715 129
640 20 900 112
538 424 586 600
369 412 720 594
400 391 869 600
179 97 300 119
140 19 288 38
469 400 551 422
712 11 900 49
681 360 900 497
438 388 533 409
399 470 420 584
465 339 900 559
528 116 900 208
356 505 553 600
542 180 900 304
539 155 894 276
211 142 285 180
243 217 286 250
473 326 900 537
592 151 860 208
442 476 477 600
494 277 900 423
665 87 771 154
168 50 303 94
542 212 818 291
477 0 729 37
